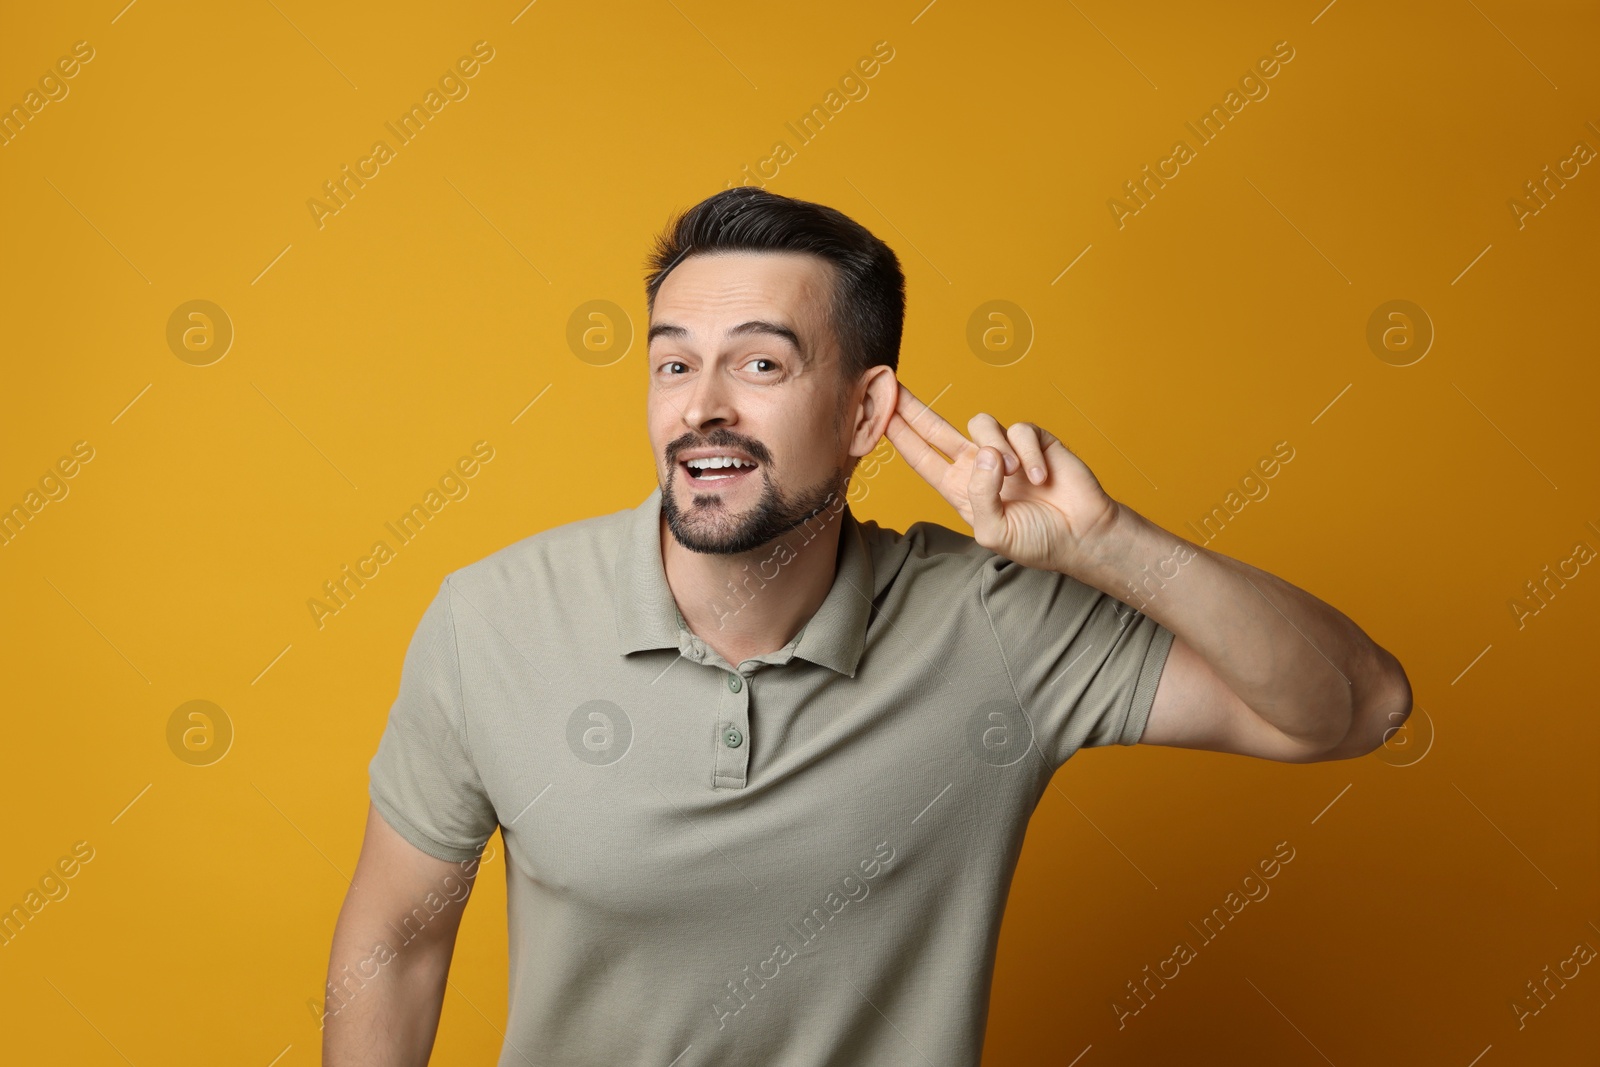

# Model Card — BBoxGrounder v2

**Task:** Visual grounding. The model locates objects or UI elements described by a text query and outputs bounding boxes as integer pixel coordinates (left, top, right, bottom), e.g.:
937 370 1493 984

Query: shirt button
727 673 743 693
723 727 744 748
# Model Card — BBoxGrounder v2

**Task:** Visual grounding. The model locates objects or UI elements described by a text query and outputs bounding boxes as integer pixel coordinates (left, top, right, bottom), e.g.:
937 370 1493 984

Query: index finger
885 410 959 500
895 383 971 461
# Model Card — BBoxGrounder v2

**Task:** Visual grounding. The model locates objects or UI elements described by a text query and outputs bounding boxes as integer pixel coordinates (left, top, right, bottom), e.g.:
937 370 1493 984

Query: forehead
650 251 834 333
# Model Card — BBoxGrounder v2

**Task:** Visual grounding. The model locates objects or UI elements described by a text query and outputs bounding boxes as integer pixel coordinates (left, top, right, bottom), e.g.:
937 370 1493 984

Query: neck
662 499 848 667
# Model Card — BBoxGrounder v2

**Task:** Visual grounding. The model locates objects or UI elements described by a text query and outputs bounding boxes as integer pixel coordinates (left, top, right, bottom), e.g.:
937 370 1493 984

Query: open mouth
681 455 759 486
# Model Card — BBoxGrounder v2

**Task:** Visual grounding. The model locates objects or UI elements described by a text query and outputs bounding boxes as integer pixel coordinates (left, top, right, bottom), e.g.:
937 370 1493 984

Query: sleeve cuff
368 782 491 864
1119 624 1176 746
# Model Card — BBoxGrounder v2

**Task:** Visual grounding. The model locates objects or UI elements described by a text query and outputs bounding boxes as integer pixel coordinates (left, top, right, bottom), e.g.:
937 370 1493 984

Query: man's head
642 188 905 556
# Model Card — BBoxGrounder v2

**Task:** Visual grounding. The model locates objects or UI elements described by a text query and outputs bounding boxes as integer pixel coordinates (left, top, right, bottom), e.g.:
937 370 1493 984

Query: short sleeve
979 555 1175 769
368 579 499 863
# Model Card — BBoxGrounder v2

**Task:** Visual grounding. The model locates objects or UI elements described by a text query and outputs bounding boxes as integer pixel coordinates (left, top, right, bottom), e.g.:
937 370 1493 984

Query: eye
745 357 778 373
658 360 688 375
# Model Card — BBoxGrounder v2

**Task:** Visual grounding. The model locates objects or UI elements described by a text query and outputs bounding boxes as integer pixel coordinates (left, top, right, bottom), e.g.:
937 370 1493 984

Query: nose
679 366 736 433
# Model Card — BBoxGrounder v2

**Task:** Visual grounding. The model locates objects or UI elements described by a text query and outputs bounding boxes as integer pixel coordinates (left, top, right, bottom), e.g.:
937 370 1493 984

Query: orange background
2 1 1596 1063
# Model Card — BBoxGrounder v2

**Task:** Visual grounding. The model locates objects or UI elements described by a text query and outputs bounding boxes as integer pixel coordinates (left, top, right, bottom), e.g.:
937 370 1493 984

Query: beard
661 435 847 556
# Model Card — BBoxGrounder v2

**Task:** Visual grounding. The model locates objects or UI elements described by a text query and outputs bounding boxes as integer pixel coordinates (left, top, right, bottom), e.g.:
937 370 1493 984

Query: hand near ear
883 383 1121 575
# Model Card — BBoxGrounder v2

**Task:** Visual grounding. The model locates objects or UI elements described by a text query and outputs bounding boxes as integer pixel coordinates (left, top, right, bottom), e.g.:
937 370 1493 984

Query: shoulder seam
975 557 1055 782
440 576 485 780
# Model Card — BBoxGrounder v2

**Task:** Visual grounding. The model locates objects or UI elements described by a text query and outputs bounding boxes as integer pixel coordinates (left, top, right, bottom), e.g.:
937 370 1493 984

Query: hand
883 383 1121 575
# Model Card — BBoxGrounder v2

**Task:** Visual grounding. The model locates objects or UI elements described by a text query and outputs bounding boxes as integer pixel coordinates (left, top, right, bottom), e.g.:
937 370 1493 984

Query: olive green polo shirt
368 486 1173 1066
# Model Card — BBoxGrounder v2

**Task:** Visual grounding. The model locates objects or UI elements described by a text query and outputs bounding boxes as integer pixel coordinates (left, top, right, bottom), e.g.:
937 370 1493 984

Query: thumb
969 447 1006 548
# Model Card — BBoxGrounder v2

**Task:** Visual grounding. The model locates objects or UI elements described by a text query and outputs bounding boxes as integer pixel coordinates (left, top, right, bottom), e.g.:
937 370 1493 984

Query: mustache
667 430 773 466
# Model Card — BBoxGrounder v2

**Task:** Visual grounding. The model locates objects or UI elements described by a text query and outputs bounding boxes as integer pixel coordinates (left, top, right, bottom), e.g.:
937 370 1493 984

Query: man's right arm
323 802 480 1065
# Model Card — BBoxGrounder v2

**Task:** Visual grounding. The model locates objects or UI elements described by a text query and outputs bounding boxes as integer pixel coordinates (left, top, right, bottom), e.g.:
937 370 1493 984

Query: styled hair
642 187 906 392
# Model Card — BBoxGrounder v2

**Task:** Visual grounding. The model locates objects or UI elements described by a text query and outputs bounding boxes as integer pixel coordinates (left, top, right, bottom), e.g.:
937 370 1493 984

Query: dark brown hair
643 187 906 391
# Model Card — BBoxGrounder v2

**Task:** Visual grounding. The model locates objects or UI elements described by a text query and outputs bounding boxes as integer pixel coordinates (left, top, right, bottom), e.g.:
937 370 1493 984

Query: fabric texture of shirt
368 486 1175 1066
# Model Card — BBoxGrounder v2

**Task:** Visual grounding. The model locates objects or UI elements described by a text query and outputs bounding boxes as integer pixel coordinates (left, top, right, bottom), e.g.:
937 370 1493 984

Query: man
323 187 1411 1064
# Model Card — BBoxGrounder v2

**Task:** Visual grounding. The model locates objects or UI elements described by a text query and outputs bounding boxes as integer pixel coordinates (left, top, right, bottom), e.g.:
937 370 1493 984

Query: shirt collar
613 486 873 677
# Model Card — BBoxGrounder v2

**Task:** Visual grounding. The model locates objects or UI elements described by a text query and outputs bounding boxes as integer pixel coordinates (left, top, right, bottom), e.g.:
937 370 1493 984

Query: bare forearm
1070 500 1402 750
323 922 454 1065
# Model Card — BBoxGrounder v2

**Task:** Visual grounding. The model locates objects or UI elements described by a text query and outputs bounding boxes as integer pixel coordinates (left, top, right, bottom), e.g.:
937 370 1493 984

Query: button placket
712 667 752 789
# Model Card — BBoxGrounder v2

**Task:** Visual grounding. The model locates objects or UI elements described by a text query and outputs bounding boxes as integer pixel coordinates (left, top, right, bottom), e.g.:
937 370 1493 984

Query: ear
846 366 899 459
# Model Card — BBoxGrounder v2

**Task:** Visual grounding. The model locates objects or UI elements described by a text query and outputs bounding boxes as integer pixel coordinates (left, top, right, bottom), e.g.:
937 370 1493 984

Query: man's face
647 251 853 555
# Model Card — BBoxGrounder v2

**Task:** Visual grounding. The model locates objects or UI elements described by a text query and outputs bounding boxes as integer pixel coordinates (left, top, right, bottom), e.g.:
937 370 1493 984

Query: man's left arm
1069 500 1412 763
885 382 1412 765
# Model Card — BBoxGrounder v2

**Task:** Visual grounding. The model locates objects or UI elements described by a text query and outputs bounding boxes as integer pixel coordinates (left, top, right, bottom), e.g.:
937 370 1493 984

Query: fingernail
976 449 997 471
1029 466 1045 483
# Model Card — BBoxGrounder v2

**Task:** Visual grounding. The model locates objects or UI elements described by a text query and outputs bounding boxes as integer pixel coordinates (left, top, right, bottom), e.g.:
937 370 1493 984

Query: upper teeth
687 456 754 469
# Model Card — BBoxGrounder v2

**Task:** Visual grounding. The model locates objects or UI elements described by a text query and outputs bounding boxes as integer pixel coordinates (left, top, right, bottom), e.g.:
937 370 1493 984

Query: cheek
645 405 674 452
777 418 843 475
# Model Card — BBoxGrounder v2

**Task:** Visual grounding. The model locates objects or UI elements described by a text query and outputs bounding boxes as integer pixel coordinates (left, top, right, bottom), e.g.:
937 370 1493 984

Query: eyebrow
648 319 809 363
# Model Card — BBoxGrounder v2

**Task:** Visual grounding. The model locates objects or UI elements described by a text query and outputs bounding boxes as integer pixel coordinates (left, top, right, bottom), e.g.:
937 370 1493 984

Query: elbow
1375 654 1414 748
1387 660 1414 726
1319 654 1413 763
